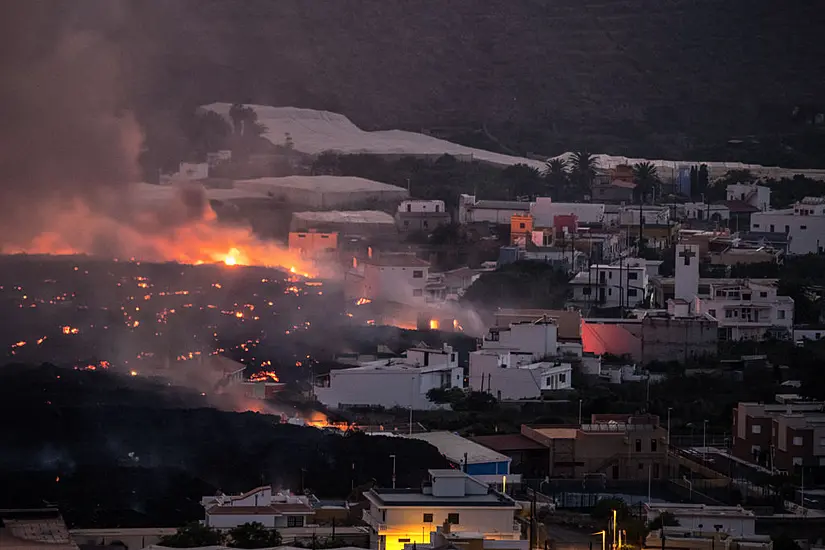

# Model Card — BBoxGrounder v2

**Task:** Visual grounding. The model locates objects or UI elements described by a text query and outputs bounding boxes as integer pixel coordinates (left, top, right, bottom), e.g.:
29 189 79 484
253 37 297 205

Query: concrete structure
520 413 668 480
459 195 531 225
470 355 573 400
684 202 731 223
288 230 338 257
581 301 718 364
569 263 648 309
644 503 756 537
0 508 79 550
346 253 432 306
692 279 794 341
492 309 582 342
314 346 463 410
235 175 408 209
200 487 314 529
644 527 772 550
396 200 451 235
675 244 701 304
405 431 519 485
530 198 605 227
362 469 521 550
751 197 825 255
726 184 771 213
290 210 397 237
619 205 672 227
732 401 825 471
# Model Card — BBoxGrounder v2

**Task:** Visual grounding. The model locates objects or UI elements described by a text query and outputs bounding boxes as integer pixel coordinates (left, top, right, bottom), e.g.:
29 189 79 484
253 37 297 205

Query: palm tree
569 151 599 195
544 157 569 200
633 161 660 203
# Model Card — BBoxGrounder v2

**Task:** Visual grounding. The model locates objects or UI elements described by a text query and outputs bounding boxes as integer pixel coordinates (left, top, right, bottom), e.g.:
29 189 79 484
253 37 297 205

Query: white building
618 205 671 226
569 263 648 308
530 197 605 227
478 320 560 359
458 195 530 224
404 431 520 486
201 486 314 529
314 345 463 410
347 253 432 306
644 503 756 537
470 359 572 400
674 244 700 304
750 197 825 255
726 183 771 212
683 202 730 222
398 200 446 214
362 469 522 550
692 279 794 341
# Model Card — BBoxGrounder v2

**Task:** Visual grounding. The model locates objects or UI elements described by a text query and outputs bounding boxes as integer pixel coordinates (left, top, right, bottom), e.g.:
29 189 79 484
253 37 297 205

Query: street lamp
612 509 617 550
592 530 606 550
703 419 709 463
390 454 397 489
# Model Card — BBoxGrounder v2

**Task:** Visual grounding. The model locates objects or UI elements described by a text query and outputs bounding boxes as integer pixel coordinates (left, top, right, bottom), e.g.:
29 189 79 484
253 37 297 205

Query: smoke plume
0 2 309 272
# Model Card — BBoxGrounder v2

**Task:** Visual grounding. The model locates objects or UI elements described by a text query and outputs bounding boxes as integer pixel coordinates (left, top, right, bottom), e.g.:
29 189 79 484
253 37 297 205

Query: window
582 287 592 295
423 221 429 228
559 372 566 383
760 292 767 298
298 234 306 239
651 439 658 452
608 288 612 296
792 457 803 466
398 539 411 543
403 220 409 227
778 310 786 319
801 225 807 230
743 293 751 300
519 222 526 229
423 513 434 523
435 205 440 212
752 425 762 434
413 289 423 297
638 462 644 471
725 310 733 318
785 225 790 233
413 270 424 278
628 272 638 280
708 309 717 318
793 436 804 446
653 463 660 478
609 272 613 279
753 223 760 228
635 439 642 452
546 376 553 387
770 224 775 232
447 513 459 525
287 516 305 527
699 284 710 295
628 289 638 297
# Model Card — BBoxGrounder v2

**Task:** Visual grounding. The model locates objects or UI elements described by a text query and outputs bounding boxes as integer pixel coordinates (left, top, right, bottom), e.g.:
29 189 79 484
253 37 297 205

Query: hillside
6 1 825 162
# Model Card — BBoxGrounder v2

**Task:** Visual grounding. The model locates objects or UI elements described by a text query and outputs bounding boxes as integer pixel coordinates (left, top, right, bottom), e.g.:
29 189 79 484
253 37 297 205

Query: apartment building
750 196 825 255
569 263 649 308
732 401 825 471
362 469 522 550
396 200 451 235
508 414 668 480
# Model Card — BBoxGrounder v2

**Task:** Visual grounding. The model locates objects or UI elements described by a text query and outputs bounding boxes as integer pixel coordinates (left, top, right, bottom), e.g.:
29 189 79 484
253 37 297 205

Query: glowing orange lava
249 370 280 382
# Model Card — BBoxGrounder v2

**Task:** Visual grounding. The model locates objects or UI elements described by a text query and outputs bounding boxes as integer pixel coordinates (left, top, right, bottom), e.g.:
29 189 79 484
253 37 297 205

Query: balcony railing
361 509 387 532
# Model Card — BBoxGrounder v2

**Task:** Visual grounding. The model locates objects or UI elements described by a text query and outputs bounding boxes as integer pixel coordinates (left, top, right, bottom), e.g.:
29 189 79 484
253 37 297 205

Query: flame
356 297 372 306
0 193 316 275
249 370 280 382
429 319 440 330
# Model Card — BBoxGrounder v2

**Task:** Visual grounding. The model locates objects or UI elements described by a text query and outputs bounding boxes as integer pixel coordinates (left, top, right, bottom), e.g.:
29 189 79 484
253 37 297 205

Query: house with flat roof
404 431 520 486
362 469 522 550
644 503 756 537
200 486 314 529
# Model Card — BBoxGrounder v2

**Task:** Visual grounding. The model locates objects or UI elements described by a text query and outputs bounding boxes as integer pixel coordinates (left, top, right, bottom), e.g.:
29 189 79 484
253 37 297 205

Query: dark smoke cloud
0 2 143 244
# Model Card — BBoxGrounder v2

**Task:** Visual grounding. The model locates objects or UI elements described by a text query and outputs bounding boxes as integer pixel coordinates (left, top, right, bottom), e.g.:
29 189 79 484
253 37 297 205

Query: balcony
361 509 387 532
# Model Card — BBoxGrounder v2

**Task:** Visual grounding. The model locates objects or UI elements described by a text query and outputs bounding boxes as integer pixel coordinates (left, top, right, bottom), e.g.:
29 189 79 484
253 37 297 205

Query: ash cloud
0 2 143 245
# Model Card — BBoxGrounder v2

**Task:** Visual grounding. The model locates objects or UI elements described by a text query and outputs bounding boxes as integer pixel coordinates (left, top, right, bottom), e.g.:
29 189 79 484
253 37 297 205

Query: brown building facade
477 414 668 481
732 401 825 471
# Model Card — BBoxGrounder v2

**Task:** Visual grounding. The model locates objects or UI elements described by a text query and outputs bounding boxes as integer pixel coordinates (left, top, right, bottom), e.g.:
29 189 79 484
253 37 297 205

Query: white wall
727 183 770 212
572 265 648 308
399 200 446 213
362 264 429 305
751 211 825 255
684 202 730 221
531 198 605 226
316 367 463 410
406 348 458 368
619 206 671 226
481 322 559 358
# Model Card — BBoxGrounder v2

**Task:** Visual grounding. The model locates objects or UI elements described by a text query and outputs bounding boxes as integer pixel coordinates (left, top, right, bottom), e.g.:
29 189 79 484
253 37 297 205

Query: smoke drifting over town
0 3 306 271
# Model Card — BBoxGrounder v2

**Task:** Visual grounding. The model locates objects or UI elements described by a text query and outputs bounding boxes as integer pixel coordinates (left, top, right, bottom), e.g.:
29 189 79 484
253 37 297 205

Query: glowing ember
130 370 138 376
62 325 79 335
249 370 280 382
355 297 372 306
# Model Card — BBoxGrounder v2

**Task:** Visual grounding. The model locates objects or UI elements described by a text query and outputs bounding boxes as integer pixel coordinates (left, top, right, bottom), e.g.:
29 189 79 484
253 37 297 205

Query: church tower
674 243 700 304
